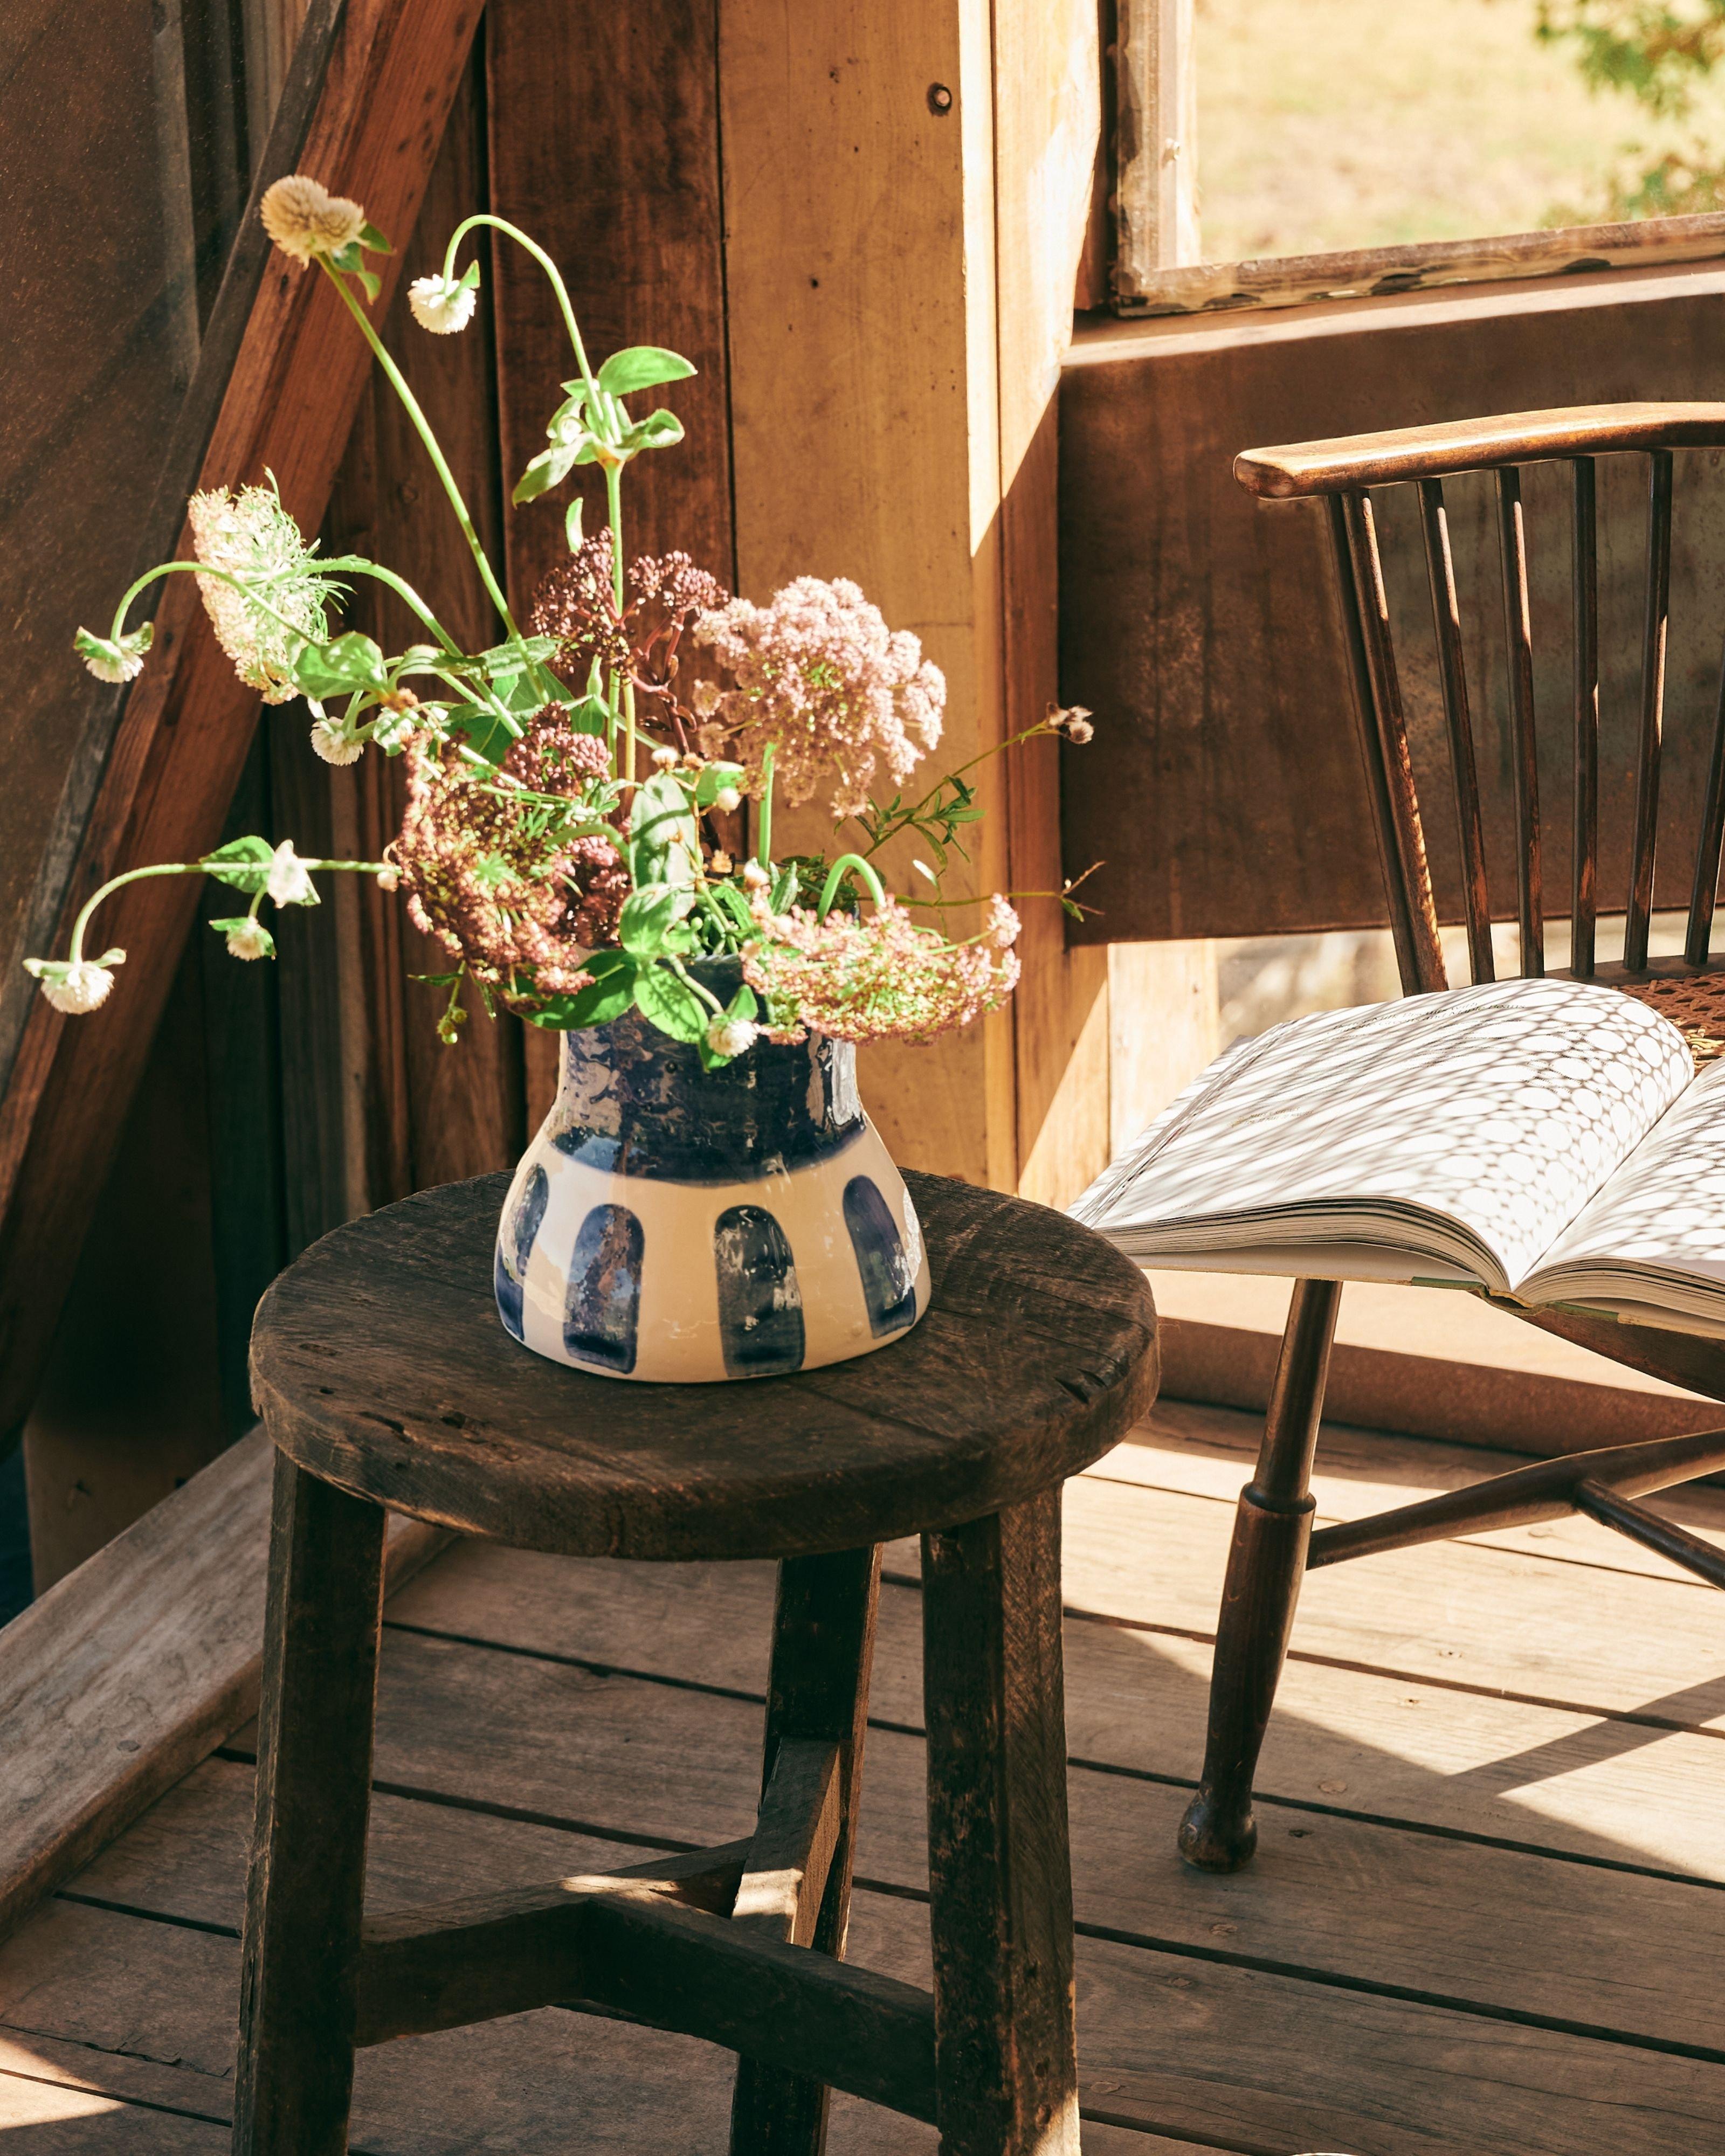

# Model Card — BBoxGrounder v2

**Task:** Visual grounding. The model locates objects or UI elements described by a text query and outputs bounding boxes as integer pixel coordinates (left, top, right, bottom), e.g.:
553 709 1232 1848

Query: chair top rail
1236 403 1725 499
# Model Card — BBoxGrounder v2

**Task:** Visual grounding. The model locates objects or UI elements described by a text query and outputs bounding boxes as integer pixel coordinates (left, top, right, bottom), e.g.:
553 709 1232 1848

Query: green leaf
528 951 637 1029
565 497 585 552
292 632 389 700
567 694 610 737
693 761 746 810
596 347 698 397
209 915 276 959
769 865 798 911
356 267 381 302
622 409 684 454
618 883 693 958
359 221 395 255
632 962 708 1044
629 770 700 888
442 702 519 763
203 834 275 893
513 444 579 505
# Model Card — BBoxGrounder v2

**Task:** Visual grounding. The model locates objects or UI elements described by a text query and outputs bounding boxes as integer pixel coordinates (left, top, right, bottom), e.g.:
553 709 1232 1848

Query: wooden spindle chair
1181 404 1725 1873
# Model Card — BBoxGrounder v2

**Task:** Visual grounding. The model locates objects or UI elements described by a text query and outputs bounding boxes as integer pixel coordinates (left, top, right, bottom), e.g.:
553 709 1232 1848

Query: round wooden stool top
250 1170 1158 1561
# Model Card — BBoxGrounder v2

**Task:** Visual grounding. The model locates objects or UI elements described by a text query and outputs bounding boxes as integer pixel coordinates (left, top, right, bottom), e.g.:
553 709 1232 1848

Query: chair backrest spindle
1329 490 1448 995
1417 476 1494 984
1570 457 1599 979
1686 642 1725 967
1625 450 1674 971
1494 466 1544 978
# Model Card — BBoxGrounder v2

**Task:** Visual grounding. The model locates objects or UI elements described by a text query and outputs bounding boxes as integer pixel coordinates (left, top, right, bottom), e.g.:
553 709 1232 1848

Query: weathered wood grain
923 1490 1080 2153
250 1171 1160 1557
0 0 482 1454
1059 275 1725 943
234 1458 385 2154
0 1426 444 1951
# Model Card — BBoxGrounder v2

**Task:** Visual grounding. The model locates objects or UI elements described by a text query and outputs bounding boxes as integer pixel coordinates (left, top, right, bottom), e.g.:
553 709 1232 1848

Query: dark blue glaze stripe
494 1165 549 1341
714 1205 805 1377
842 1175 919 1337
563 1204 644 1374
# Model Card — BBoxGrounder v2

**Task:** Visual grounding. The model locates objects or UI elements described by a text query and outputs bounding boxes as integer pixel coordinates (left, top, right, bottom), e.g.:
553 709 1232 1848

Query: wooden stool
238 1169 1158 2155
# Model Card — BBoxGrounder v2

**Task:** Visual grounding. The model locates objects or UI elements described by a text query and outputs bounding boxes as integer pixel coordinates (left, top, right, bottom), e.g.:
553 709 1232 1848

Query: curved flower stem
440 214 599 398
108 562 329 649
61 855 389 963
817 853 888 917
319 557 464 653
666 955 724 1015
317 259 523 645
756 743 776 869
855 716 1063 858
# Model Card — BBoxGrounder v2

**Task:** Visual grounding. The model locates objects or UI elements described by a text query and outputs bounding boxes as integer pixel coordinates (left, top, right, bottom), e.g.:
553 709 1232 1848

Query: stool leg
922 1489 1079 2156
729 1544 881 2155
1178 1278 1339 1872
233 1454 387 2156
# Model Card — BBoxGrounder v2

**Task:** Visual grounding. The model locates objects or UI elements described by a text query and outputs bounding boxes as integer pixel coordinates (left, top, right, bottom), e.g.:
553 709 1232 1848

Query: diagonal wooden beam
729 1735 842 1946
0 0 484 1451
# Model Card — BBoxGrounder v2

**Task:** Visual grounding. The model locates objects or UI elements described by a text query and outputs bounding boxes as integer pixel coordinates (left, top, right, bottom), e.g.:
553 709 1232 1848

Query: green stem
318 259 523 644
320 557 463 653
65 856 388 963
440 215 599 397
856 716 1061 857
756 743 776 869
666 955 724 1014
817 853 888 916
109 562 327 649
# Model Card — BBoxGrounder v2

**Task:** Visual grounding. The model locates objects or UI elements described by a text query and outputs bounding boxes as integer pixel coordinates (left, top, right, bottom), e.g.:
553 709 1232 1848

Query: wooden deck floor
3 1399 1724 2153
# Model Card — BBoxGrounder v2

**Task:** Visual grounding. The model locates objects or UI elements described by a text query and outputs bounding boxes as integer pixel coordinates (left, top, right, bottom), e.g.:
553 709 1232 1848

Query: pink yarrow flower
692 578 944 819
742 896 1018 1046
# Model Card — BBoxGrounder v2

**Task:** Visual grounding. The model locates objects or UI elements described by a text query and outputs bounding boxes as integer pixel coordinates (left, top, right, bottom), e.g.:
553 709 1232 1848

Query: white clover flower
407 272 478 335
710 785 741 815
266 840 318 908
260 175 367 265
706 1014 758 1059
741 859 770 891
25 950 123 1014
75 624 152 684
225 917 275 961
651 744 680 769
310 715 364 765
189 482 332 703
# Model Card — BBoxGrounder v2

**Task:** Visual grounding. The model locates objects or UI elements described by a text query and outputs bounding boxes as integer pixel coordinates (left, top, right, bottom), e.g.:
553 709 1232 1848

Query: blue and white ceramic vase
493 964 930 1382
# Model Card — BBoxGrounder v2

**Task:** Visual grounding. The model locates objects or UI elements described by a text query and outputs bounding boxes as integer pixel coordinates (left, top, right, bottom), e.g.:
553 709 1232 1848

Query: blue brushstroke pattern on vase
563 1203 644 1373
493 1163 549 1341
842 1173 919 1336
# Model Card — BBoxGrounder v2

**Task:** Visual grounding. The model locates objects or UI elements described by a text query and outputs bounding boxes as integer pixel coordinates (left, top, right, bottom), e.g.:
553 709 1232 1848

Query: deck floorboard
3 1402 1722 2151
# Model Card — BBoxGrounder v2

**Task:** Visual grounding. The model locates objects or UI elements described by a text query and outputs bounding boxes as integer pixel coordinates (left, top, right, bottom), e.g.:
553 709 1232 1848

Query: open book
1071 976 1725 1339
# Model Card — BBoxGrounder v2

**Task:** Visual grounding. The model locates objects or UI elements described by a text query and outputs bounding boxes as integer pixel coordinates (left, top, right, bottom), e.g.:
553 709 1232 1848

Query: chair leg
921 1487 1079 2156
729 1544 881 2155
233 1454 387 2156
1179 1279 1341 1874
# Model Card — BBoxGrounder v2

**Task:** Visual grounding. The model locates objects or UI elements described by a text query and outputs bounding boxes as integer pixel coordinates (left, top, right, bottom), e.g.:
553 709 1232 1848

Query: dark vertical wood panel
325 47 525 1200
486 0 733 1130
1625 450 1673 970
1417 478 1493 982
1571 458 1600 977
1059 280 1725 942
1494 466 1544 976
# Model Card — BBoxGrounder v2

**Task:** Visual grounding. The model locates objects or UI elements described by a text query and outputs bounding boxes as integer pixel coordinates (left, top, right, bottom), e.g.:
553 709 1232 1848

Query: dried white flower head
706 1014 758 1059
75 624 152 684
310 715 364 765
407 271 478 335
24 950 124 1014
690 679 722 719
710 785 742 816
1046 702 1094 743
708 850 734 878
189 482 333 703
261 175 367 264
266 840 318 908
224 917 275 962
741 859 770 891
650 744 680 769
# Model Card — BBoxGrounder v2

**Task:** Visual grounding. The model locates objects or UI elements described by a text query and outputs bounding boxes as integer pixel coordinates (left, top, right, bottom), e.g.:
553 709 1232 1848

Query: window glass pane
1197 0 1725 261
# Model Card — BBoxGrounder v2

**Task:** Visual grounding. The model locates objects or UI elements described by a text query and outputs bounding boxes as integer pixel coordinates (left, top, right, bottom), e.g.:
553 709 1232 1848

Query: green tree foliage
1537 2 1725 216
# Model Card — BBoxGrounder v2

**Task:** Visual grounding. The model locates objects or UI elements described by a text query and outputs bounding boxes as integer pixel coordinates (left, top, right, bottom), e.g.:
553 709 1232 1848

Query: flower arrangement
31 178 1094 1064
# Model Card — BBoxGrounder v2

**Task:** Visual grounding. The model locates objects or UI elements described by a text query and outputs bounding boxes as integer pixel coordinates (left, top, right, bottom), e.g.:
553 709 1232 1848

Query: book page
1523 1057 1725 1303
1072 978 1692 1288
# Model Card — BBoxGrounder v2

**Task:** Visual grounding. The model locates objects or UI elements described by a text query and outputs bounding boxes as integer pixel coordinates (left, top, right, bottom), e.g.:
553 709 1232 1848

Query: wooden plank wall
1059 266 1725 944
